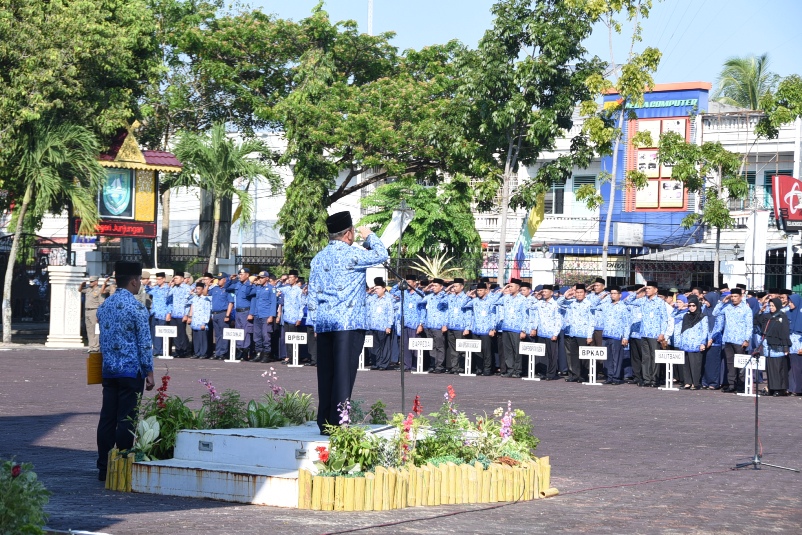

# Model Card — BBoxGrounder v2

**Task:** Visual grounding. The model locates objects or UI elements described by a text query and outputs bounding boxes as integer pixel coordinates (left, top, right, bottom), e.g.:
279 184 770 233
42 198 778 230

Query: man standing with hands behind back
95 261 153 482
308 212 388 434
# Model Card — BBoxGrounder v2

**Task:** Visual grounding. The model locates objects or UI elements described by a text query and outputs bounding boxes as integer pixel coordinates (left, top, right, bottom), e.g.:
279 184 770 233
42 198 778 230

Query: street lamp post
393 199 414 414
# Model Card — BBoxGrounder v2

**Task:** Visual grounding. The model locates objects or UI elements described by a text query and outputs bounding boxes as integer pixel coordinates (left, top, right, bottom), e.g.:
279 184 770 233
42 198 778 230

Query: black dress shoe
482 372 493 376
98 470 106 482
565 377 578 382
510 373 521 378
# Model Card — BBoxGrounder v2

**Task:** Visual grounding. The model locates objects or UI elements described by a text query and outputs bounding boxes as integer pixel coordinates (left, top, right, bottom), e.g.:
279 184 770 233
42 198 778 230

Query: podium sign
284 331 307 367
456 339 482 377
410 338 433 374
735 354 765 397
222 328 245 363
656 350 685 391
359 335 374 371
520 342 546 381
155 325 178 359
579 346 607 386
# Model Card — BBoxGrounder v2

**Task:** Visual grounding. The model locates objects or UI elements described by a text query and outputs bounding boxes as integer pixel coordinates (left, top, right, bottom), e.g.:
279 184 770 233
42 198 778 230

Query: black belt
236 307 249 312
213 310 227 314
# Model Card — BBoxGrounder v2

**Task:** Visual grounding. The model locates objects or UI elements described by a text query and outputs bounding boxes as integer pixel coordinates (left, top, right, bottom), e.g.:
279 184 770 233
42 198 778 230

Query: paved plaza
1 347 801 534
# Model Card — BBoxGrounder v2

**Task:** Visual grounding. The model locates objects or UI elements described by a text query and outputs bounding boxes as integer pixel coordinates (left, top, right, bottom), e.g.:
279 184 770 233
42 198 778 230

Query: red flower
11 464 21 478
315 445 329 463
412 395 422 416
447 385 456 401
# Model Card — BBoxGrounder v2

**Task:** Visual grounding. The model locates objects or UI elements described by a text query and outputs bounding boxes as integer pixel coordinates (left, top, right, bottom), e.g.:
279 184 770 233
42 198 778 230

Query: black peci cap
326 211 352 234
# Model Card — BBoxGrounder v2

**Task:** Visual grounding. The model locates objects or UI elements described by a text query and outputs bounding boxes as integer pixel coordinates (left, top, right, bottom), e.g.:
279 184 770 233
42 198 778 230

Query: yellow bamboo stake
425 465 435 506
466 465 477 504
124 455 132 492
364 473 375 511
418 466 427 506
398 471 408 509
354 476 365 511
481 468 491 503
433 465 442 506
322 477 336 511
504 465 514 502
383 468 393 511
343 476 355 511
457 464 467 504
512 466 520 501
447 463 456 504
312 476 324 510
488 466 497 502
374 467 386 511
298 469 312 509
407 467 417 507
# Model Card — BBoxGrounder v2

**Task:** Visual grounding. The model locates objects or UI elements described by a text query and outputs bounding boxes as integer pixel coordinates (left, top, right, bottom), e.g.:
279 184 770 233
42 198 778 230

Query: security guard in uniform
80 275 110 352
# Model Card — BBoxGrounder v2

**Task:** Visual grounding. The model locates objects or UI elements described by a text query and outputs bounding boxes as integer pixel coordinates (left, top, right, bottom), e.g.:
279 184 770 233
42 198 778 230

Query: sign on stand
655 350 685 391
456 338 482 377
223 328 245 363
519 342 546 381
155 325 177 359
579 346 607 386
359 335 374 371
95 323 100 335
285 331 307 368
409 338 433 374
735 354 765 397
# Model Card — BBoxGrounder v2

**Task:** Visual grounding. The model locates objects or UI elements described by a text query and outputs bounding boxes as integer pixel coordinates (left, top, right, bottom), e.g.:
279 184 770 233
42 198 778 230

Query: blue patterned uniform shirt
599 300 631 340
557 296 595 338
146 283 170 321
168 283 192 318
587 292 610 330
524 296 540 333
97 288 153 379
624 295 669 339
536 298 563 338
712 301 753 345
422 291 449 329
675 315 710 352
189 295 212 330
282 285 304 323
366 294 395 331
446 293 473 331
464 293 500 335
398 290 425 329
309 234 389 332
499 293 529 333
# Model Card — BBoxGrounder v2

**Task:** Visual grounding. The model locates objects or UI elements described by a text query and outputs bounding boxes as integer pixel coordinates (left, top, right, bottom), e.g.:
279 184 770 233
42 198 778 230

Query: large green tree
713 53 779 111
1 121 105 343
458 0 604 282
173 123 280 273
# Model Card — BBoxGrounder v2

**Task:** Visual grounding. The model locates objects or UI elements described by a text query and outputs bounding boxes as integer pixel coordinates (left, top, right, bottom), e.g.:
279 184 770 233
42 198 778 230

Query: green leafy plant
129 416 161 462
0 459 50 534
197 380 247 430
269 390 316 426
139 394 199 460
409 252 461 279
247 400 289 428
368 400 389 425
414 385 471 462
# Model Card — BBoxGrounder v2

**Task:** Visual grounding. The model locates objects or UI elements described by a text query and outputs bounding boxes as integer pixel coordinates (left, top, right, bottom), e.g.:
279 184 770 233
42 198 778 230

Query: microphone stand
383 260 425 415
733 325 799 472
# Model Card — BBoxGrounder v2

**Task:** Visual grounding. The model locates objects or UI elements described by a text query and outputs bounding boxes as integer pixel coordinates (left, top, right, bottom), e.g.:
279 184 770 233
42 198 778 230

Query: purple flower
198 378 221 402
500 400 513 441
338 399 351 426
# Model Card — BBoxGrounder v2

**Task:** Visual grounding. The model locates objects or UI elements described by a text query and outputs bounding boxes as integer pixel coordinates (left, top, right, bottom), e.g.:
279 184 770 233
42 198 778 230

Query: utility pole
367 0 374 36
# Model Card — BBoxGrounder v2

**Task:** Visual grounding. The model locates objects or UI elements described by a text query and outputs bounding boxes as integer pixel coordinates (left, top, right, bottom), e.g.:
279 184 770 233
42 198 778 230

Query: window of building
544 180 565 215
572 175 596 216
763 170 792 211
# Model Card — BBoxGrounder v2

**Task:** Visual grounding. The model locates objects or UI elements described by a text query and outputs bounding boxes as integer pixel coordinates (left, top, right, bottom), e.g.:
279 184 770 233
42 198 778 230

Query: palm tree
173 123 280 273
1 120 104 343
713 53 780 110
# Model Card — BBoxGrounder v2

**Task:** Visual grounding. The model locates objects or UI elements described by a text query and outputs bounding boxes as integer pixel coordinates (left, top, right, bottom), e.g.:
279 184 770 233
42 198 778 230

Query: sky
251 0 802 87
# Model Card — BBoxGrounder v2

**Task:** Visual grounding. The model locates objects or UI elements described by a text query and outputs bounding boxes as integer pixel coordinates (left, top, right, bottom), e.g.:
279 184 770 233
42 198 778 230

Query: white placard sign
285 332 308 344
285 331 307 367
456 339 482 352
655 350 685 364
155 325 178 337
734 354 766 370
359 335 374 372
363 335 374 348
409 338 433 351
223 328 245 341
94 323 100 335
579 346 607 361
519 342 546 356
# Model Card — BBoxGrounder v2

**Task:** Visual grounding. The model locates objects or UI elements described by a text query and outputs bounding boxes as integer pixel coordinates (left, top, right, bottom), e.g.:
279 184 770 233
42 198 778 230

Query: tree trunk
135 238 153 267
207 197 221 274
160 188 171 257
497 161 512 284
714 226 721 288
2 182 33 344
601 109 626 282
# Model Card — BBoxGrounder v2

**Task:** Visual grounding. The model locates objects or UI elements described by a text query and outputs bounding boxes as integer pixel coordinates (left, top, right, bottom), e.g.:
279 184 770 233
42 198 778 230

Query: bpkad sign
771 175 802 231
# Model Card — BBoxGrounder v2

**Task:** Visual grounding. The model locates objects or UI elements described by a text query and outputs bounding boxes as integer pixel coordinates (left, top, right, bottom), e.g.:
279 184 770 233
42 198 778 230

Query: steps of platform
132 459 299 507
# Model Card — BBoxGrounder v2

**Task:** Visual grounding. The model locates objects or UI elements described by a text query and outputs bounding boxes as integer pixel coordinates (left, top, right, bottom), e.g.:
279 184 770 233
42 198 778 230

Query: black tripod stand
733 352 799 472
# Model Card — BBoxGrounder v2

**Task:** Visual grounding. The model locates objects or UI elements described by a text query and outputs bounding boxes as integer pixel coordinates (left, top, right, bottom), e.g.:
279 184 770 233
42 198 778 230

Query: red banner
772 175 802 221
74 219 157 238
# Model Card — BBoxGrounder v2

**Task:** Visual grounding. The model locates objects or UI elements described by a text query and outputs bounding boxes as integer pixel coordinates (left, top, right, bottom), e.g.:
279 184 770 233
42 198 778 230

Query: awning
632 243 739 262
550 245 651 256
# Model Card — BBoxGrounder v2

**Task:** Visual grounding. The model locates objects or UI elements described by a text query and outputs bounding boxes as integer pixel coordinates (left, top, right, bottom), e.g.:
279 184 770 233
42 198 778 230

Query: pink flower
198 378 220 401
412 395 422 416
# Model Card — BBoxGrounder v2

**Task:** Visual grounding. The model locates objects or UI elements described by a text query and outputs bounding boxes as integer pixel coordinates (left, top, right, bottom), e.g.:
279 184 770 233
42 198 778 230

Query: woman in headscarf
787 292 802 396
701 292 724 389
676 296 709 389
754 298 791 396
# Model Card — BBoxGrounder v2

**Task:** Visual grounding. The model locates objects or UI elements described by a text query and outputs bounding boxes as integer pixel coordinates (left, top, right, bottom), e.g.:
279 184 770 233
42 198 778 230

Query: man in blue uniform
166 273 192 357
422 278 449 373
366 277 395 370
96 261 153 482
308 211 388 434
251 270 278 363
207 272 232 360
226 268 256 360
146 272 170 356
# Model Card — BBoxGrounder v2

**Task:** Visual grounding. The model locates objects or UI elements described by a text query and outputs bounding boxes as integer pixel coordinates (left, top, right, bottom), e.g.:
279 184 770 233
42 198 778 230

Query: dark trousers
477 334 493 374
235 312 253 351
630 337 643 382
316 330 365 433
557 330 568 372
722 342 746 389
170 317 190 356
501 331 522 375
307 325 317 365
253 317 274 355
702 345 722 387
537 336 559 379
402 327 418 370
390 327 400 364
97 376 145 472
603 338 624 382
192 327 208 356
683 351 703 387
212 311 229 357
637 337 658 385
370 329 392 369
564 336 589 381
151 317 162 355
447 330 466 371
425 328 446 371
